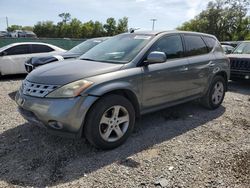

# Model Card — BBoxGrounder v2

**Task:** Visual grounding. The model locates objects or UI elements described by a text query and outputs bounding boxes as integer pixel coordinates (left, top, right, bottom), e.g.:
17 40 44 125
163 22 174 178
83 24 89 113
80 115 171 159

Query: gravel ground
0 75 249 188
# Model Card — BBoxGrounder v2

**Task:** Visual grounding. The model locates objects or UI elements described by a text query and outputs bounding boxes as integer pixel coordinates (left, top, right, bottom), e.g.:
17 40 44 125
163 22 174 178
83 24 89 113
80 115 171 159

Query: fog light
48 120 63 129
245 75 250 79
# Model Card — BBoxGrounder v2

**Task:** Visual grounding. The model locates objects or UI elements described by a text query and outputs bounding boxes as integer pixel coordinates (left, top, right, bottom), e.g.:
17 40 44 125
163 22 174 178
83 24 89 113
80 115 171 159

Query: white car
0 42 65 76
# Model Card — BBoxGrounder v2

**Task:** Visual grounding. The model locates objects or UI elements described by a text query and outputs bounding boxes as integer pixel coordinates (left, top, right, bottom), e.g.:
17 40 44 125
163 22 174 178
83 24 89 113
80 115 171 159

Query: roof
133 30 216 38
7 42 50 46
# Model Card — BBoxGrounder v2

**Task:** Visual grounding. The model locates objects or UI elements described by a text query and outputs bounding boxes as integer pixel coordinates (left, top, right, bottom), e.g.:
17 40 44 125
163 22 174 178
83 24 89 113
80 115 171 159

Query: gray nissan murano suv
16 31 230 149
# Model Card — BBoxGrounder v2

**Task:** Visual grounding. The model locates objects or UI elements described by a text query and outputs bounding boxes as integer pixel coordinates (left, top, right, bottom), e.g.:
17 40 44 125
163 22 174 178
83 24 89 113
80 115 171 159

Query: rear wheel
201 75 226 110
84 94 135 150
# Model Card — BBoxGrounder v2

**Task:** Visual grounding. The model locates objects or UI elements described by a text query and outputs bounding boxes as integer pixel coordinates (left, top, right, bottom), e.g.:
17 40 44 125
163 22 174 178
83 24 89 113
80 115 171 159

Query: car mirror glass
145 51 167 65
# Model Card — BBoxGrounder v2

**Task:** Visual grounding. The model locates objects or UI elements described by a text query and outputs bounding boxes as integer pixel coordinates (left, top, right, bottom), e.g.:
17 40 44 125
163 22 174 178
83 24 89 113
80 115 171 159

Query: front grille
22 80 59 97
230 58 250 71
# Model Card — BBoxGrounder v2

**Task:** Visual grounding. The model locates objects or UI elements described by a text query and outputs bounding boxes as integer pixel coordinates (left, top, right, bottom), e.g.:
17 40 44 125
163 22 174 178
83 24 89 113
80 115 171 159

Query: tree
22 26 33 31
116 17 128 34
92 21 105 37
178 0 250 41
33 21 57 37
68 18 82 38
7 25 22 32
104 17 117 36
81 21 94 38
21 14 130 38
58 13 71 24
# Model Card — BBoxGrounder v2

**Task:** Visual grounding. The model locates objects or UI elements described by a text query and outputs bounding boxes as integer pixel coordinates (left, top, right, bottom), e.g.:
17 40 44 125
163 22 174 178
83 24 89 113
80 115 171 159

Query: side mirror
145 51 166 65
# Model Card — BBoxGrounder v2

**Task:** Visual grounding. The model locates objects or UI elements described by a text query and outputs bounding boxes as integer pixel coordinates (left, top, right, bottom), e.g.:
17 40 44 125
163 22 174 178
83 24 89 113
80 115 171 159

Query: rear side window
203 36 216 52
31 44 54 53
184 35 208 56
4 45 30 55
150 35 184 59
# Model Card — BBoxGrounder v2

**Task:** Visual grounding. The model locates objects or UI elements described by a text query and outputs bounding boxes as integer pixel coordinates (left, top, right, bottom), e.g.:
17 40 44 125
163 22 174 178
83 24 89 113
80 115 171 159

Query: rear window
31 44 54 53
203 36 216 52
184 35 208 56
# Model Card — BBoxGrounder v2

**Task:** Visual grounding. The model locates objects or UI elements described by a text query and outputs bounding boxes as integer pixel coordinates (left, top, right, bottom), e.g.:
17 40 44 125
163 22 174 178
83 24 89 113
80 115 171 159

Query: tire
84 94 135 150
200 75 226 110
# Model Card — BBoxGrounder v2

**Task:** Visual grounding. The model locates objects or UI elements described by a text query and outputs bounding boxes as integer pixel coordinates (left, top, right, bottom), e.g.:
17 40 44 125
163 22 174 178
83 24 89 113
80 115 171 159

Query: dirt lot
0 75 249 188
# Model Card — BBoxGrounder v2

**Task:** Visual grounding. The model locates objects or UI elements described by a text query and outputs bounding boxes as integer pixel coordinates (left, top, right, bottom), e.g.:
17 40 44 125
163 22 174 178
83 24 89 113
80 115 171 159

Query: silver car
16 31 230 149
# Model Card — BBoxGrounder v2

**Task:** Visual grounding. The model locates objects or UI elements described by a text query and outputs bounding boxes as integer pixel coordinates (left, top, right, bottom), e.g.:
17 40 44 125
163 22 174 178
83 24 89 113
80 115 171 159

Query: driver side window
150 35 184 60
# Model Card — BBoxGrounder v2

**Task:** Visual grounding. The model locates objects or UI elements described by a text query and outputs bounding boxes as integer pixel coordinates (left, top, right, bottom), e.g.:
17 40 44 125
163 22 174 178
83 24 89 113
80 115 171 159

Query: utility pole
6 16 9 30
150 18 157 31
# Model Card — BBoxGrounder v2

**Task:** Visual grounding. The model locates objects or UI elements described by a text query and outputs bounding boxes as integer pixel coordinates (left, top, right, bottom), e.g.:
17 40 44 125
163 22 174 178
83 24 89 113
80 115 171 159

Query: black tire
84 94 135 150
200 75 226 110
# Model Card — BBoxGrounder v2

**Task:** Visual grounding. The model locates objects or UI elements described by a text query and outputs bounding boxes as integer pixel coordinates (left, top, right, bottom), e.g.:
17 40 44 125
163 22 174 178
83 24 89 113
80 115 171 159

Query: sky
0 0 212 31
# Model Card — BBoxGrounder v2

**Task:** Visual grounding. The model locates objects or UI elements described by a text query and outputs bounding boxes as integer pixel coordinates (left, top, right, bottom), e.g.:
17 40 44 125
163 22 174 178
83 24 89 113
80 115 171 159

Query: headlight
46 79 93 98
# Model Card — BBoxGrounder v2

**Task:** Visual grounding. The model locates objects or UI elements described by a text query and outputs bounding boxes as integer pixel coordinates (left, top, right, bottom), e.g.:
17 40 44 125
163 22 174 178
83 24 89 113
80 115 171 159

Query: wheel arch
79 86 141 138
214 71 228 91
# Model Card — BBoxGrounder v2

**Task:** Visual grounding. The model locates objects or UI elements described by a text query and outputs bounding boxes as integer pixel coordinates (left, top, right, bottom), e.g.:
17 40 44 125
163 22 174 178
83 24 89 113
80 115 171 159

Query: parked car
0 31 9 38
221 41 241 48
0 42 65 76
16 31 230 149
227 41 250 81
25 37 108 72
23 31 37 38
222 45 234 54
9 30 37 38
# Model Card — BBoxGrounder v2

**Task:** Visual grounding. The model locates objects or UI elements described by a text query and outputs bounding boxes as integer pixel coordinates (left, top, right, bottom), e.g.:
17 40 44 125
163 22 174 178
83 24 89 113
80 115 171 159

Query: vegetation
178 0 250 41
7 13 128 38
6 0 250 40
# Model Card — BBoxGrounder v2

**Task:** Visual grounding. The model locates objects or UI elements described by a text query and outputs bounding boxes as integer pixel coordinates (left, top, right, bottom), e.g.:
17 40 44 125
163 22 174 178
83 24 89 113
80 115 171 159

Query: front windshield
233 42 250 54
67 39 104 54
80 34 153 64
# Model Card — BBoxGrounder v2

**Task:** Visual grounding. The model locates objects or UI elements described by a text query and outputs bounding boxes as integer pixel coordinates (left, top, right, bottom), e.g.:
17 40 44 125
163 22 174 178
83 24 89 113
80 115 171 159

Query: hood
27 53 80 66
227 54 250 59
26 59 124 85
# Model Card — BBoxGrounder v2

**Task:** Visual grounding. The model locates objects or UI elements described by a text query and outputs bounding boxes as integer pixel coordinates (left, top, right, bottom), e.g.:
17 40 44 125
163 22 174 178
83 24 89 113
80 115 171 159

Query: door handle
209 62 215 67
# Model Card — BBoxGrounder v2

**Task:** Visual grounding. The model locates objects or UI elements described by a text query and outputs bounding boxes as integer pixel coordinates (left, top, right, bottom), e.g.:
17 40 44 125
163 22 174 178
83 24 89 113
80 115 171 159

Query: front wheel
201 75 226 110
84 94 135 150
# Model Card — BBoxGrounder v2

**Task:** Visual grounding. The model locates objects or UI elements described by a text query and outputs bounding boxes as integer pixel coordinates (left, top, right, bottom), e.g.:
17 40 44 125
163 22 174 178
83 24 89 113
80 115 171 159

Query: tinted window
150 35 184 59
31 44 54 53
203 36 216 52
4 45 30 55
184 35 208 56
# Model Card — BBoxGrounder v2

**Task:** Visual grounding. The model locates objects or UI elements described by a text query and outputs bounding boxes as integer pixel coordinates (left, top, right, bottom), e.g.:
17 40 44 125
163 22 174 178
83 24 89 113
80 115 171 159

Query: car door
0 44 30 75
141 34 192 110
183 34 213 95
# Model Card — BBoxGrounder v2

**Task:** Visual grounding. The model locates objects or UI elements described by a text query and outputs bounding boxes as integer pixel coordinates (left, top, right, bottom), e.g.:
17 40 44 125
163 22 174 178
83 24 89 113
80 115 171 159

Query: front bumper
15 91 98 138
230 69 250 80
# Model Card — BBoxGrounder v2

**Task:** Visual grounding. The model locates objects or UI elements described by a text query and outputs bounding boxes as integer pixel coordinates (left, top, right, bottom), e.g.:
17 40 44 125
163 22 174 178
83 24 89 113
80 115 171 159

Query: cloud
0 0 211 31
185 0 209 19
